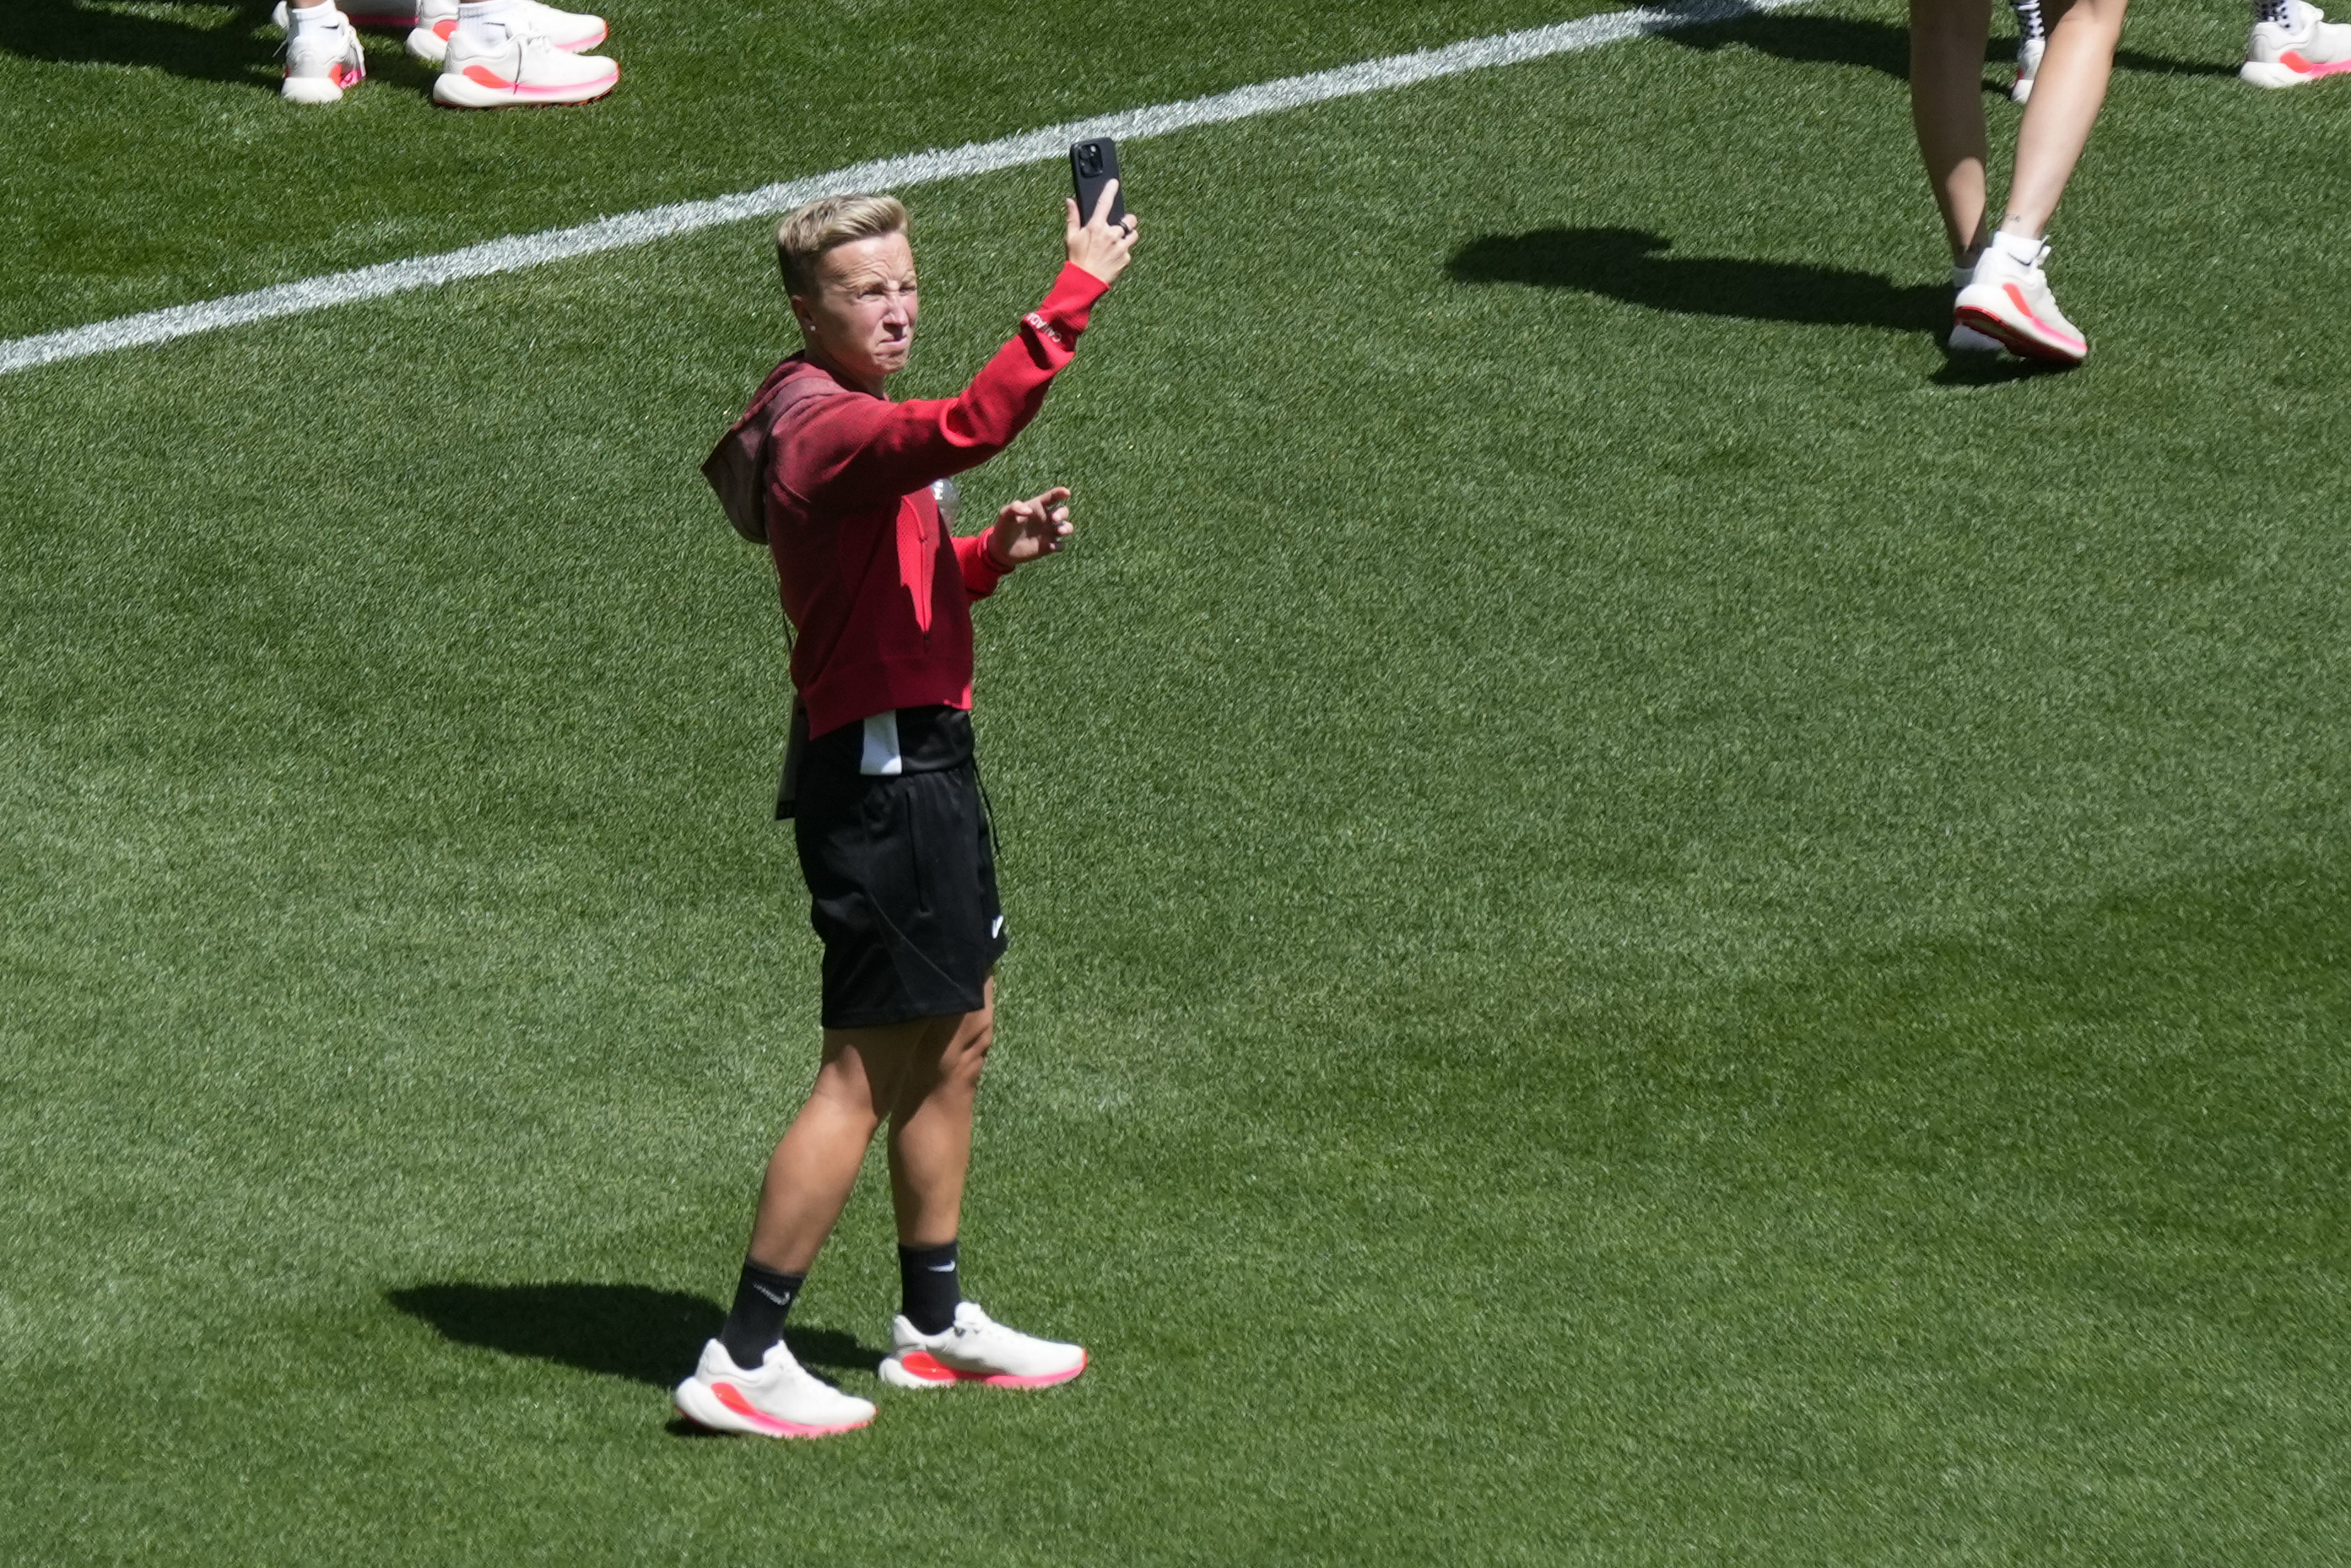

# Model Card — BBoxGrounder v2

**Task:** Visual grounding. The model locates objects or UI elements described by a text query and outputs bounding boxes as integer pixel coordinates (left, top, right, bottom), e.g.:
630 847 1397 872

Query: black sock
719 1259 804 1369
897 1240 960 1335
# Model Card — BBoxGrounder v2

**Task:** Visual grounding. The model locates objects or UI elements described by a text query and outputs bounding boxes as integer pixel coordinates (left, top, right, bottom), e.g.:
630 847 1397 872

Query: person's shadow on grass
1655 9 2235 84
0 0 286 90
386 1281 887 1429
1446 226 2059 382
1449 225 1938 333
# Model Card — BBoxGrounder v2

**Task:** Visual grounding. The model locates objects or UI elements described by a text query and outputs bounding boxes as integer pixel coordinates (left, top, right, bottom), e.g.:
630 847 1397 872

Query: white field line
0 0 1803 377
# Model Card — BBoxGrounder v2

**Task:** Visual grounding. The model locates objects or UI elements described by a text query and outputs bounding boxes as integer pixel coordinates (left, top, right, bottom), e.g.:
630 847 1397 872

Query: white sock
289 0 343 35
1990 227 2047 267
452 0 518 43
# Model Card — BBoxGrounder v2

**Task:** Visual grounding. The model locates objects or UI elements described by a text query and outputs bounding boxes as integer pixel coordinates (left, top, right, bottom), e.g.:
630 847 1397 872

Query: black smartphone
1069 138 1126 228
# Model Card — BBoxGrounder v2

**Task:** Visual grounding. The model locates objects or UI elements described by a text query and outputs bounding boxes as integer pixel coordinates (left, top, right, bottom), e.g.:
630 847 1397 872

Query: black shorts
792 706 1007 1030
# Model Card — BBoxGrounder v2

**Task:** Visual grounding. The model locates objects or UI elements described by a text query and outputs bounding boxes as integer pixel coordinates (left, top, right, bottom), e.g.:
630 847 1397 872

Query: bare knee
797 1065 887 1144
811 1019 928 1123
942 1006 993 1089
2046 0 2127 30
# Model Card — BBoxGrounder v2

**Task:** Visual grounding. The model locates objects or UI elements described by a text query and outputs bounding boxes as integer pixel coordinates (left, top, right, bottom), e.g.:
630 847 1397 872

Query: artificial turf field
6 0 2351 1560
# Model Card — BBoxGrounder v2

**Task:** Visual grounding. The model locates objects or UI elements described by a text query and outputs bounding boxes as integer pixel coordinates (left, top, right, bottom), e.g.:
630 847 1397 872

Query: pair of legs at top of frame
1912 0 2120 366
2009 0 2351 99
278 0 619 108
1925 0 2348 369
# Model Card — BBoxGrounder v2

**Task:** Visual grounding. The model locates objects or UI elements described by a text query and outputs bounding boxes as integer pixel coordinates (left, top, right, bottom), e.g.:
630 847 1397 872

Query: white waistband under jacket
859 711 904 776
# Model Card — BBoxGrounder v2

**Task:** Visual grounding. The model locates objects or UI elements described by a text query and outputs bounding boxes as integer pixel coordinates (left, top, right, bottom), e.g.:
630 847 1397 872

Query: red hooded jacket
759 262 1108 738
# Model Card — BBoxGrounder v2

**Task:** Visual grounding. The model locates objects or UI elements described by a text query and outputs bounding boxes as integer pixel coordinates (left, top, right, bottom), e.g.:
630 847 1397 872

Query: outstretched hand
986 487 1075 569
1065 182 1140 284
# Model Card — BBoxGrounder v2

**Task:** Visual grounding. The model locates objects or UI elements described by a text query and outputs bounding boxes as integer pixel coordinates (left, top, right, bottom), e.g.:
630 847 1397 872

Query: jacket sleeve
776 263 1110 513
953 533 1013 600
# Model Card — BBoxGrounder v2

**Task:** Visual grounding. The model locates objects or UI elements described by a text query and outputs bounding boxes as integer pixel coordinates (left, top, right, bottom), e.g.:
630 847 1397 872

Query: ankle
718 1258 806 1369
1990 225 2049 264
452 0 517 43
897 1239 961 1335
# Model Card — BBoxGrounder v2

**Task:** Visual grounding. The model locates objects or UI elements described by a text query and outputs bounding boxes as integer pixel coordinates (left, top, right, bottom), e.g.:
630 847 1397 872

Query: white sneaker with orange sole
279 2 366 103
433 21 618 106
878 1301 1088 1391
2242 0 2351 85
1954 230 2089 365
406 0 606 65
672 1338 876 1439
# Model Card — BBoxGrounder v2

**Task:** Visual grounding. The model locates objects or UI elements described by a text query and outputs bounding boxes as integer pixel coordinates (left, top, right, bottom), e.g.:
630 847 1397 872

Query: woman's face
794 232 920 391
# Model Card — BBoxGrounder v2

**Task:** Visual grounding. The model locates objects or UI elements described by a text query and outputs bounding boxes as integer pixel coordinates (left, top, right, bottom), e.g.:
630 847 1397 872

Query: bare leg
885 981 995 1246
2003 0 2129 238
1911 0 1994 263
745 1017 929 1273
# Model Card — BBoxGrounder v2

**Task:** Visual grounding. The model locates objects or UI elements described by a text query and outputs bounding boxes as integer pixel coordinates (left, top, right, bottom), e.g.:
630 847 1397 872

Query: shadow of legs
388 1282 721 1386
1446 227 1949 334
386 1282 889 1386
0 0 285 90
1930 353 2069 386
1654 10 2235 79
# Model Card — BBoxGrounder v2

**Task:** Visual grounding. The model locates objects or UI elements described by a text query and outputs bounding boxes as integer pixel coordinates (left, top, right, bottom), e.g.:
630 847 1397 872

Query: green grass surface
0 0 1605 339
6 0 2351 1561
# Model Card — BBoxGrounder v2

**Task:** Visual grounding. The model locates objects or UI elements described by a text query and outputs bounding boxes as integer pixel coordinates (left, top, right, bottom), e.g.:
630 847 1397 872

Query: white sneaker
878 1301 1088 1391
672 1338 876 1439
407 0 606 65
433 24 618 106
1947 262 2005 353
279 3 366 103
1954 230 2089 365
2012 31 2046 102
2242 0 2351 85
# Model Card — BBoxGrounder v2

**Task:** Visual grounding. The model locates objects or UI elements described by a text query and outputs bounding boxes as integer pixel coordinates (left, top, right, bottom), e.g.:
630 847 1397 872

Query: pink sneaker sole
1954 284 2086 365
432 62 618 107
884 1349 1088 1390
672 1379 874 1439
2243 50 2351 85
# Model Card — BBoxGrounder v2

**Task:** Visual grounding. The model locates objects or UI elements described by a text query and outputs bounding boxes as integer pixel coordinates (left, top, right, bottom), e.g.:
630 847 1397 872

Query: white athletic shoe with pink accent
279 3 366 103
432 23 618 106
1948 262 2004 354
672 1338 877 1439
2242 0 2351 85
406 0 606 65
878 1302 1088 1391
2011 31 2045 103
1954 230 2089 365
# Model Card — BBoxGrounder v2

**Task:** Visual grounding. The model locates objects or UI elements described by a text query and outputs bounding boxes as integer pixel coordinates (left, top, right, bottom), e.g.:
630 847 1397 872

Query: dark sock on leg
719 1259 804 1369
897 1240 960 1335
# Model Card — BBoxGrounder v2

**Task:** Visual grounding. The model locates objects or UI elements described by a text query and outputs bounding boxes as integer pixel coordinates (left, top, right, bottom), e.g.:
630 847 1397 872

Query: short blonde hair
775 193 909 296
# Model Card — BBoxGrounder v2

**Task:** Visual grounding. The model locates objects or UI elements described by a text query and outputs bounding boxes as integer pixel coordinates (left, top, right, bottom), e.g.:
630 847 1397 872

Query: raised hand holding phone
1065 139 1139 284
1070 138 1125 227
